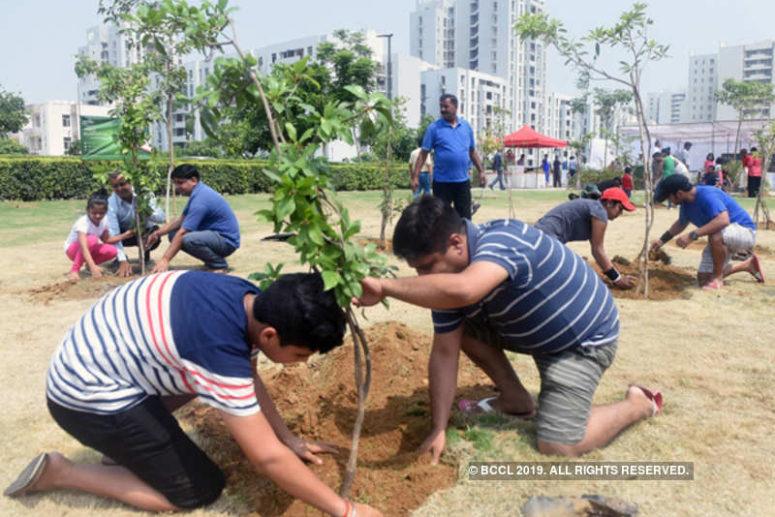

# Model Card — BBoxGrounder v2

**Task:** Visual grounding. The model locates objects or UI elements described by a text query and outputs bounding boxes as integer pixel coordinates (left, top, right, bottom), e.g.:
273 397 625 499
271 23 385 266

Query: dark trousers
433 180 472 219
748 176 762 198
122 225 161 262
553 170 561 187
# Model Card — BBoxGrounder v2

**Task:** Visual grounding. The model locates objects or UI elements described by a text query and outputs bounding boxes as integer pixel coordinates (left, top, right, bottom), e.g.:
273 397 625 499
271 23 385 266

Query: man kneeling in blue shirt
355 196 661 458
147 164 241 273
651 175 765 290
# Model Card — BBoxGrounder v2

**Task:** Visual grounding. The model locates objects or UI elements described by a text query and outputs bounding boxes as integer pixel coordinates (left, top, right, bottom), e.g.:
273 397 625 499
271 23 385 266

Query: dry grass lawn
1 188 774 516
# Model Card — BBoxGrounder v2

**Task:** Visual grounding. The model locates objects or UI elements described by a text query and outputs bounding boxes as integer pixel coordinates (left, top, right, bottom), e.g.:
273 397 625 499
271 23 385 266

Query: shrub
0 156 404 200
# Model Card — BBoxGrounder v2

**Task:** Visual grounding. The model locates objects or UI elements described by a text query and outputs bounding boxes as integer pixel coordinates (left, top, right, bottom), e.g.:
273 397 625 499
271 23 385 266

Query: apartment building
410 0 547 134
19 101 111 156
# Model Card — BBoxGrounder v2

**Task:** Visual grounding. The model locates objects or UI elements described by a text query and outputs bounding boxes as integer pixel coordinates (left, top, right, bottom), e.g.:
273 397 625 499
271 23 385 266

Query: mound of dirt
356 237 393 253
589 257 696 300
178 322 494 516
25 275 131 305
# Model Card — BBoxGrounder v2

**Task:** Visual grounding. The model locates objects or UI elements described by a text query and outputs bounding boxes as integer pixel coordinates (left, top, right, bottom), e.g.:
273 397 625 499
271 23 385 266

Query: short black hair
652 152 662 158
393 196 463 261
87 189 108 210
252 272 345 354
624 166 632 174
171 164 200 180
654 174 692 202
439 93 458 107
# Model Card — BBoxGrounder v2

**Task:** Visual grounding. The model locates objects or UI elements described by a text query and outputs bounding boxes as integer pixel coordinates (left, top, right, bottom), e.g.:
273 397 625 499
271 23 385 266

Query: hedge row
0 156 412 201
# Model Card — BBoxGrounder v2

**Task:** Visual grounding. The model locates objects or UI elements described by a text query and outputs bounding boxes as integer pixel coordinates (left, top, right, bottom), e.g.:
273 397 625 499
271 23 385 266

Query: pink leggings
66 235 117 272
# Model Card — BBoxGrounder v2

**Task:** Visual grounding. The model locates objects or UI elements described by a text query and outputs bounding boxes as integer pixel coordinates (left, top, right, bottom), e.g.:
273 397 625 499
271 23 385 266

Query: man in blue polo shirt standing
651 174 765 290
147 164 240 272
411 94 486 219
355 196 662 460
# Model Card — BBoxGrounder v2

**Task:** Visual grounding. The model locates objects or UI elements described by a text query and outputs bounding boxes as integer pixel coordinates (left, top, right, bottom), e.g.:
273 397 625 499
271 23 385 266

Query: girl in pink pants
64 192 135 282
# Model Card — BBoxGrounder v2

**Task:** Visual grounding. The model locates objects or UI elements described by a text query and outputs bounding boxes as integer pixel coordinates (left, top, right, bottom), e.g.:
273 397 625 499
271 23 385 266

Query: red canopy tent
503 125 567 148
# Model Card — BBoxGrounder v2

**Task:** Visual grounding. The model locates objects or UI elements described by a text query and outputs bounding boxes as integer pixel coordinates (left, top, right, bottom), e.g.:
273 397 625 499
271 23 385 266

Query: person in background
63 191 136 282
677 142 692 172
704 153 715 175
542 155 551 186
651 175 765 290
147 164 241 273
409 140 433 198
740 148 751 194
107 170 167 277
552 155 562 188
488 148 505 190
621 167 633 198
411 94 486 219
747 147 763 198
568 155 578 180
535 187 638 290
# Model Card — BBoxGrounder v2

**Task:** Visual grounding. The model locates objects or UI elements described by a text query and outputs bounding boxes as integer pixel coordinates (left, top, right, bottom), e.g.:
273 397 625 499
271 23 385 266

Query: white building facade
19 101 111 156
544 92 573 142
647 91 686 125
421 67 508 139
716 40 775 120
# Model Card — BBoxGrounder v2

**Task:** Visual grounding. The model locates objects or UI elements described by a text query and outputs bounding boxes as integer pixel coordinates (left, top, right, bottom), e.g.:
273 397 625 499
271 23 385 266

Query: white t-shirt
64 214 109 251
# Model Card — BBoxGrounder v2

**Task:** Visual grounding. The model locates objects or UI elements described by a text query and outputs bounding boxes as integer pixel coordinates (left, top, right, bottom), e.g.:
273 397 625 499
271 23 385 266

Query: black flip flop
4 453 48 497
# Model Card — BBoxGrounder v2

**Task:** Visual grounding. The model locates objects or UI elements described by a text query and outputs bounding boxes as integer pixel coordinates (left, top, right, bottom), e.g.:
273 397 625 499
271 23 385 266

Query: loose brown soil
356 237 393 253
588 254 696 300
672 240 775 259
177 322 493 517
24 275 131 304
756 221 775 231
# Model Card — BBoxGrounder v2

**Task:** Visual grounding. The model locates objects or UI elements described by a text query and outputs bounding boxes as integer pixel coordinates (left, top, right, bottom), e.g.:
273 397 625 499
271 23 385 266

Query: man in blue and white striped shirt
356 196 661 460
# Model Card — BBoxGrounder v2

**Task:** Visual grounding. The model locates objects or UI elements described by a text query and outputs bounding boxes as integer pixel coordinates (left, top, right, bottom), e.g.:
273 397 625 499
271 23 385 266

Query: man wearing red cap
535 187 638 289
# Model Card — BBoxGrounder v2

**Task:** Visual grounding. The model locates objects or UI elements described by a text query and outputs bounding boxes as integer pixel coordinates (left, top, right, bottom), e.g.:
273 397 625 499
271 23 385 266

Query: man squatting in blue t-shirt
355 196 662 459
5 271 382 517
651 174 765 290
146 164 241 273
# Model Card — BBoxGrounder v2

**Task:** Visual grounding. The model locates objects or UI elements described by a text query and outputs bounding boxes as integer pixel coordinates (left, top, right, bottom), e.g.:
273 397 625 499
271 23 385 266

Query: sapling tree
516 2 669 297
715 78 775 154
133 0 394 497
753 120 775 228
593 88 633 168
75 56 161 275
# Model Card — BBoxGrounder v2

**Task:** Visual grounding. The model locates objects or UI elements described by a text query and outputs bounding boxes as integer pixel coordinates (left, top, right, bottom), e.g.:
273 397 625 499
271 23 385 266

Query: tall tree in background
516 2 669 297
714 78 775 153
0 86 28 137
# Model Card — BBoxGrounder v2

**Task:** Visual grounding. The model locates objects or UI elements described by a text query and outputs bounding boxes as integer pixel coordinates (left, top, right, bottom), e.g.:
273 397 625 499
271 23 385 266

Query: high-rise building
410 0 547 134
717 40 775 120
544 92 573 142
683 52 718 123
647 91 686 125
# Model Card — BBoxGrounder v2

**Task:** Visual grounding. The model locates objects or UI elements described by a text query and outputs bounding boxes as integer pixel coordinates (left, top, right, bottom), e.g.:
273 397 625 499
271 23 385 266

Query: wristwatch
689 230 699 241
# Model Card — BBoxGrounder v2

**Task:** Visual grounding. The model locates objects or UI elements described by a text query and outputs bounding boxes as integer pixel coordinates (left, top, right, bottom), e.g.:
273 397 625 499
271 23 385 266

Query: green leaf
321 270 341 291
285 122 297 142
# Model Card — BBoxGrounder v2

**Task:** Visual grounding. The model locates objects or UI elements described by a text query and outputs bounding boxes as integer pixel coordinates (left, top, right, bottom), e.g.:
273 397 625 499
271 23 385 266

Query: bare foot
26 452 71 492
626 385 660 419
66 271 80 282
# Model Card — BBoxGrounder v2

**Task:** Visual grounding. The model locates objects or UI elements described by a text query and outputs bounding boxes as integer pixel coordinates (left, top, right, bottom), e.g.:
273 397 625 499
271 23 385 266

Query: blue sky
1 0 774 104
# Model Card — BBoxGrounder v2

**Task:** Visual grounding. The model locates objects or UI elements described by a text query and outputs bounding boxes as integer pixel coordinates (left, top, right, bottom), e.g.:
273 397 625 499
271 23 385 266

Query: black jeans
433 180 472 219
122 225 161 261
747 175 762 198
48 397 224 509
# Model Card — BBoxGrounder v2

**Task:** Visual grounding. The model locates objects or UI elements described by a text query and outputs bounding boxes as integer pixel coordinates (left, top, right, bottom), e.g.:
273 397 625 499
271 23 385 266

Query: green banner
80 115 150 160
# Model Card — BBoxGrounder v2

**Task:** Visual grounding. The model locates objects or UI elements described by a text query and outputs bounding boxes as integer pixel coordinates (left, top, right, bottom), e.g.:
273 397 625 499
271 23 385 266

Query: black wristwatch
689 230 699 241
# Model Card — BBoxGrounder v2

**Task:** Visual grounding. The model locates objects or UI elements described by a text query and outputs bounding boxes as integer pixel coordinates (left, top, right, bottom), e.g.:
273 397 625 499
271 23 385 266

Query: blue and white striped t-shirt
46 271 261 416
431 219 619 355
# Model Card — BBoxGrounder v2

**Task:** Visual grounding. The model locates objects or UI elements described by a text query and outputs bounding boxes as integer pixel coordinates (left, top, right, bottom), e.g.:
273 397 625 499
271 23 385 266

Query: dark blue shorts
48 397 224 509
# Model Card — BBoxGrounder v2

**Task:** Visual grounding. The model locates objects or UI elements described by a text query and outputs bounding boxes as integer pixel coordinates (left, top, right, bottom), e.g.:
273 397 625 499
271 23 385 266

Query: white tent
620 119 771 171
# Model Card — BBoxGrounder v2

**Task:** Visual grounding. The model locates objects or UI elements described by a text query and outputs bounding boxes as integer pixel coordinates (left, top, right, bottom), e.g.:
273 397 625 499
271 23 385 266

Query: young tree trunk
340 309 372 498
631 82 653 298
166 89 175 221
135 205 146 276
379 133 393 243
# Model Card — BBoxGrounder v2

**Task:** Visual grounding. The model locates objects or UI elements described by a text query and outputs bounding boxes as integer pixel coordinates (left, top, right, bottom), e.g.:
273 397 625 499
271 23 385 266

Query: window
63 137 71 151
62 115 71 127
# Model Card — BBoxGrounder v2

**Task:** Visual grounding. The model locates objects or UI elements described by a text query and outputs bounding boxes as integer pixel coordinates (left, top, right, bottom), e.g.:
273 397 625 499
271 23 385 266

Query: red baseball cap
601 187 636 211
